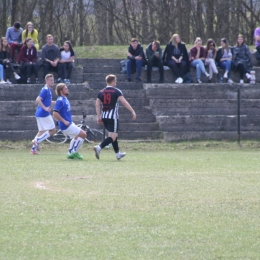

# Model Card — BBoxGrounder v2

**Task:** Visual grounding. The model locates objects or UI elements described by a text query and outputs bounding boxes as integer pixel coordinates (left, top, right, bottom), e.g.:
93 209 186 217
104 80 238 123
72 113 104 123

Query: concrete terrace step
86 81 143 90
157 115 260 131
149 99 260 116
144 83 260 99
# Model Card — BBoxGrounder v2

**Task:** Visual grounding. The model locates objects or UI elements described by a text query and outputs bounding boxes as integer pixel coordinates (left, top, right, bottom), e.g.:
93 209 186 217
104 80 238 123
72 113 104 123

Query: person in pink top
254 27 260 64
20 38 39 84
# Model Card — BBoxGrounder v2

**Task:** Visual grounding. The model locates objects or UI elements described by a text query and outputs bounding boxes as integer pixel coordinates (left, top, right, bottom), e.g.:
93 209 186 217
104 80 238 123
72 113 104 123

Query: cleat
93 145 101 159
67 153 74 159
30 148 39 155
116 152 126 160
72 152 83 159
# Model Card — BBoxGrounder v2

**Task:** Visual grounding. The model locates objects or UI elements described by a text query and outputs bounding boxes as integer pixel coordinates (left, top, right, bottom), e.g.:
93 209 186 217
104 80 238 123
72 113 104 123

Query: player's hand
45 106 51 112
97 118 103 125
132 111 136 120
64 120 70 126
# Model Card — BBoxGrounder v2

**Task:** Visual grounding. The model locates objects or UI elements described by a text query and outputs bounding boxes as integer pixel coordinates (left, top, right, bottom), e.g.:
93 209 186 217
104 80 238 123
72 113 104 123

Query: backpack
120 59 128 74
183 72 193 83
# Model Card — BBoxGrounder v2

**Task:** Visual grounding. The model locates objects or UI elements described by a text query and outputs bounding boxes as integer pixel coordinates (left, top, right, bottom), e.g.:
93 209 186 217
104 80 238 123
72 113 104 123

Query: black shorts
102 118 119 133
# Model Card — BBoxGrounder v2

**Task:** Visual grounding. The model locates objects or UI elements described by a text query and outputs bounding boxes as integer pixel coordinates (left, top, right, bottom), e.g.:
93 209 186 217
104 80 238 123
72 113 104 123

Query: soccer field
0 141 260 260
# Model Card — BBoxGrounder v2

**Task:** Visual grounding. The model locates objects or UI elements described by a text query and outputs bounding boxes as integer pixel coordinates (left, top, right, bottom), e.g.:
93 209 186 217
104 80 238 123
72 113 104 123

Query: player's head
106 74 117 87
56 83 69 96
45 74 54 87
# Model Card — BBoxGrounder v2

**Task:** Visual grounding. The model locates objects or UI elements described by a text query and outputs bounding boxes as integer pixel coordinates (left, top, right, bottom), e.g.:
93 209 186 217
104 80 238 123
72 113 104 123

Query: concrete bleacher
1 51 260 142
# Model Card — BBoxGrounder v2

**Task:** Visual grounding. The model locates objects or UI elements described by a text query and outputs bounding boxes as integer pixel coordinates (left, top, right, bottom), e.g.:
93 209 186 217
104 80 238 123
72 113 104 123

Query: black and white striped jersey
97 86 123 119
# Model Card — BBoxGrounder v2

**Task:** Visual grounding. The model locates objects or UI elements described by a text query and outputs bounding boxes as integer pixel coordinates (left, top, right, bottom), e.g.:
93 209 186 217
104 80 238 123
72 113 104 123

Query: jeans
205 58 218 79
167 60 186 78
147 58 164 81
191 59 206 79
9 43 22 62
22 62 38 78
43 61 58 78
219 60 232 78
58 62 73 79
126 59 145 79
0 64 4 80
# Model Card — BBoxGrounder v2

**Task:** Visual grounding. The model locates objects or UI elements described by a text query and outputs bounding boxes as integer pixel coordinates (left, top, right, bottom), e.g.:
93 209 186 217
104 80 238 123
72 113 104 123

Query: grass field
1 141 260 260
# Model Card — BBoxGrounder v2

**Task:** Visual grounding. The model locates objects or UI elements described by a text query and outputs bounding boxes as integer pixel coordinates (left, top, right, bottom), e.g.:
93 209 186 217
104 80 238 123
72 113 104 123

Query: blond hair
169 34 180 47
106 74 117 85
55 83 66 96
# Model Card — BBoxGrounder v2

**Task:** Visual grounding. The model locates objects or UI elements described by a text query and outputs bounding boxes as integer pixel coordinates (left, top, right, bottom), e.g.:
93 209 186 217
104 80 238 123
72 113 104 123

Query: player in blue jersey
53 83 86 159
93 74 136 160
31 74 56 154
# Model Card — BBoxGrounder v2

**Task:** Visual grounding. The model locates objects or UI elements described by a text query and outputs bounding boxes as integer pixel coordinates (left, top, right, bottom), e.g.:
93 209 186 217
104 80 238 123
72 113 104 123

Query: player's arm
53 111 70 126
95 98 102 124
119 96 136 120
36 96 51 112
51 100 56 106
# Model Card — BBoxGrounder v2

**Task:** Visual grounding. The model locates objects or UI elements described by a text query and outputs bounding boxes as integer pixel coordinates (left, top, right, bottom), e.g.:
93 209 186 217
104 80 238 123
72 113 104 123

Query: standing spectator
20 38 39 84
0 37 21 83
41 34 60 79
31 74 56 154
205 39 219 82
22 22 39 50
145 41 164 83
53 83 87 160
5 21 23 62
190 37 209 83
57 41 75 84
93 74 136 160
163 34 189 84
232 34 252 84
126 38 146 82
216 38 233 83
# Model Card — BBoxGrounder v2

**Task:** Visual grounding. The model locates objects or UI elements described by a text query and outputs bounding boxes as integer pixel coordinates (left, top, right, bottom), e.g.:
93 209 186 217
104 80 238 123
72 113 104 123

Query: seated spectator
190 37 209 83
20 38 39 83
41 34 60 80
5 21 23 63
126 38 146 82
0 37 21 83
254 27 260 63
205 39 218 82
232 34 252 84
0 64 5 83
57 41 75 84
163 34 189 84
145 40 164 83
216 38 233 83
22 22 39 50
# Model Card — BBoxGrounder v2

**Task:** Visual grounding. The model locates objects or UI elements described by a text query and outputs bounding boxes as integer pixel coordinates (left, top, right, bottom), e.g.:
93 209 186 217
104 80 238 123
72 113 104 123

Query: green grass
73 45 257 59
1 141 260 259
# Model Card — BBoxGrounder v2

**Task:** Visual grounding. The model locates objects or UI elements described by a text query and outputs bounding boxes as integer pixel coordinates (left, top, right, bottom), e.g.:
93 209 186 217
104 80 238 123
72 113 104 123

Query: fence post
237 87 240 144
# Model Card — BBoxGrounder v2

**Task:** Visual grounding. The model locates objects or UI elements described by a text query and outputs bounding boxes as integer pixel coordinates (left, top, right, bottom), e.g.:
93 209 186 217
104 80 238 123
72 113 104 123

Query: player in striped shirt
93 74 136 160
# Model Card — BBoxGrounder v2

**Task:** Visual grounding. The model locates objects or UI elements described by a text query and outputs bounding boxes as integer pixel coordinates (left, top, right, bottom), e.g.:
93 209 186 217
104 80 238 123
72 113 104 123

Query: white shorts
36 115 55 131
62 123 81 138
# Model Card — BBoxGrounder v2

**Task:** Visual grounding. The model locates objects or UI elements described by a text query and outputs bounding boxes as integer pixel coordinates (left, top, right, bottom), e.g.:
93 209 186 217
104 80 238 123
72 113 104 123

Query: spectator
126 38 146 82
5 21 23 62
163 34 189 84
41 34 60 79
57 41 75 84
190 37 209 83
254 27 260 64
0 37 21 83
216 38 233 83
145 40 164 83
22 22 39 50
232 34 252 84
20 38 39 84
205 39 219 82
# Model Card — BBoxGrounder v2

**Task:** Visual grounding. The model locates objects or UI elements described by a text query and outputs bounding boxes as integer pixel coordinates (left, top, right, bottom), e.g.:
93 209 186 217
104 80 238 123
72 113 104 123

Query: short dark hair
14 22 21 29
131 38 138 43
152 40 160 49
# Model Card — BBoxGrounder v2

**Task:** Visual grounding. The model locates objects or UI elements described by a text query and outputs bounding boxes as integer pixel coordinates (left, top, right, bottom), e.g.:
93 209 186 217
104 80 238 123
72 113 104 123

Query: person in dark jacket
0 36 21 83
145 41 164 83
126 38 146 82
20 38 39 83
163 34 189 84
216 38 233 83
232 34 252 84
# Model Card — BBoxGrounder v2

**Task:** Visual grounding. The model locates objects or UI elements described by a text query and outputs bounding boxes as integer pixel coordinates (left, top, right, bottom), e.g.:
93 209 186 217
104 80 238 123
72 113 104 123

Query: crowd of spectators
1 21 74 84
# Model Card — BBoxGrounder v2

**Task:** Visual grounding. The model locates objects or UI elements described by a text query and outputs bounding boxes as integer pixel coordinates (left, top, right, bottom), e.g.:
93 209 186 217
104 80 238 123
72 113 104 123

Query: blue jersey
53 96 72 130
35 85 52 117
